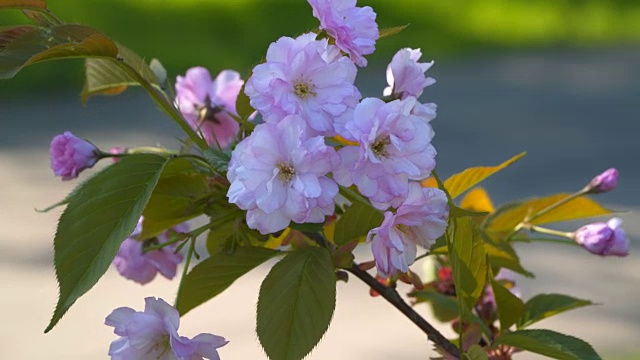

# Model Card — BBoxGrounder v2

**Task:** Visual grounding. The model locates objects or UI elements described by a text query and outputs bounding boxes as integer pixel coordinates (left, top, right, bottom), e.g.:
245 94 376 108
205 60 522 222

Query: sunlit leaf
494 329 602 360
45 154 169 332
518 294 594 329
460 187 495 213
0 24 118 79
491 278 525 330
449 217 487 309
257 247 336 360
442 153 526 199
486 194 612 233
176 247 280 315
333 200 383 245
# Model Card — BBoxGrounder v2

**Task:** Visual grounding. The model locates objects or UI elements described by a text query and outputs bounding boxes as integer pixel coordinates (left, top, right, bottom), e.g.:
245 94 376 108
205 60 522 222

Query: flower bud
50 131 99 180
587 168 618 193
574 218 629 256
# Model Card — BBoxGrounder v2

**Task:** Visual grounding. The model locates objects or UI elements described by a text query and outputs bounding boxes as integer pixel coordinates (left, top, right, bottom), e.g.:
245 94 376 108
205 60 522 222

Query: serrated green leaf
494 329 602 360
464 345 489 360
45 154 169 332
202 147 231 174
449 217 488 309
139 159 210 240
257 247 336 360
334 200 383 245
0 24 118 79
176 246 280 315
486 194 612 233
443 153 525 199
81 43 160 104
491 278 525 330
518 294 594 329
379 24 409 38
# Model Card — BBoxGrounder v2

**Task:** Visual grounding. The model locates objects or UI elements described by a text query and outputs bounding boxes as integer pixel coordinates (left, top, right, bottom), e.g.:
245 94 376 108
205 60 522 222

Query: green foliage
333 200 383 245
486 194 613 232
235 82 254 121
46 154 169 332
518 294 594 329
494 329 602 360
491 278 524 331
482 235 534 277
440 152 525 199
203 147 232 174
289 222 325 233
464 345 489 360
176 246 280 315
448 217 488 311
257 247 336 360
140 158 211 240
409 290 459 323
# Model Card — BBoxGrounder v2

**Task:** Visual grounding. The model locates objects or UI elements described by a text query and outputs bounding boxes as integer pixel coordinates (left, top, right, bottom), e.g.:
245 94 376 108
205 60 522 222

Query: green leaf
464 345 489 360
235 81 254 120
0 24 118 79
451 205 490 218
0 0 47 10
482 234 534 277
486 194 613 233
203 147 232 174
139 158 210 240
491 278 525 330
379 24 409 38
518 294 594 329
443 153 526 199
333 200 383 245
176 246 280 315
257 247 336 360
494 329 602 360
81 43 160 104
205 221 235 256
289 222 325 233
409 290 460 322
448 217 488 310
45 154 169 332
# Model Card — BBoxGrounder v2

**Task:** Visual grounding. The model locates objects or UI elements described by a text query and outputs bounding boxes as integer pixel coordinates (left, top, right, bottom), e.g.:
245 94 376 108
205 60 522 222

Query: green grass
1 0 640 96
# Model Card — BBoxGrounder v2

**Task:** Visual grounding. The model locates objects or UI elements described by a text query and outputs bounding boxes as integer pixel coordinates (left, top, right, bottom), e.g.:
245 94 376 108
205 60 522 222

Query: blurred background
0 0 639 359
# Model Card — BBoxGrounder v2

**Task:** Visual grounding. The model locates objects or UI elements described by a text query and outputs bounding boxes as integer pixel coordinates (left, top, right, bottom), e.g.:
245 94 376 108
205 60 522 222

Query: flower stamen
293 79 317 99
371 136 391 159
277 162 296 182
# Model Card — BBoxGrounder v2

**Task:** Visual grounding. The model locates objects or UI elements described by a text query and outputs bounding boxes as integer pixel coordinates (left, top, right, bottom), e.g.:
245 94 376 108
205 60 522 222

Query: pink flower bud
50 131 99 180
109 147 126 163
588 168 618 193
574 218 629 256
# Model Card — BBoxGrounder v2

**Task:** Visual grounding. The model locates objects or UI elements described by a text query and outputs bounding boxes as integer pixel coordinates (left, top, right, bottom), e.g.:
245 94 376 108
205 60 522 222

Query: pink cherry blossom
227 115 339 234
383 48 436 100
176 67 243 148
244 33 360 136
105 297 228 359
50 131 99 180
308 0 379 67
112 219 188 285
574 218 629 256
334 97 437 209
368 183 448 277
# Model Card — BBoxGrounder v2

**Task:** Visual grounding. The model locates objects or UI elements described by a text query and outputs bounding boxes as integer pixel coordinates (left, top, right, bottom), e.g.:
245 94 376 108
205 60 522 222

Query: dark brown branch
347 264 461 358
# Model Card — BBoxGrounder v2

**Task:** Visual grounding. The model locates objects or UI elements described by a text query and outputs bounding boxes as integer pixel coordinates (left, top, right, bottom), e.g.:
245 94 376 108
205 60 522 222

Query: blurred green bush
1 0 639 96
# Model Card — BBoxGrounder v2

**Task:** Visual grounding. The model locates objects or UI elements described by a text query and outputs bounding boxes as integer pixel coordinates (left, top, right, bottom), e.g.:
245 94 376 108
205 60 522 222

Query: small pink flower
227 115 340 234
334 97 437 209
574 218 629 256
105 297 228 359
587 168 619 193
384 48 436 100
50 131 99 180
308 0 379 67
368 183 448 277
245 33 360 136
176 67 243 148
112 219 188 285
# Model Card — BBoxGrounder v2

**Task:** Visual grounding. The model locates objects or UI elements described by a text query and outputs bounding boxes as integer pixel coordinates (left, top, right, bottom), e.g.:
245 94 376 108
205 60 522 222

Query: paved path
1 48 639 359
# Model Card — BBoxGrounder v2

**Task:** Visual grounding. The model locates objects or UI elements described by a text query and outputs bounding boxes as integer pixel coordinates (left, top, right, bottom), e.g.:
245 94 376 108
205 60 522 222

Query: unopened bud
587 168 618 193
574 218 629 257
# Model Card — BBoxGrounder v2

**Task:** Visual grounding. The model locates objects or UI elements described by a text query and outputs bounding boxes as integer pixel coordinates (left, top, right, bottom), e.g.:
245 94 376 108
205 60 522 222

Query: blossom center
277 162 296 182
293 79 317 99
197 96 223 124
371 136 391 159
151 335 171 357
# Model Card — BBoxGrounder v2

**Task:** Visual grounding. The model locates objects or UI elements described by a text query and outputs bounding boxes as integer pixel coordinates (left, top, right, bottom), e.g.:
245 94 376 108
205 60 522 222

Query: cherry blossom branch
346 264 461 359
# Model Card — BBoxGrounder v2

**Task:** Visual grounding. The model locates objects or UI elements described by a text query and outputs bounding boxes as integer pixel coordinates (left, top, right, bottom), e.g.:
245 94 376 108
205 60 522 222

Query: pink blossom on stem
308 0 379 67
587 168 619 193
383 48 436 100
112 219 188 285
176 67 243 148
574 218 629 256
227 115 340 234
50 131 99 180
105 297 228 359
244 33 360 136
368 183 448 277
334 97 437 209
